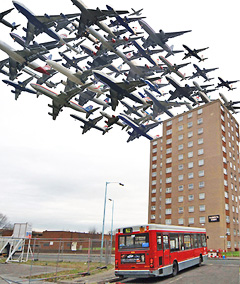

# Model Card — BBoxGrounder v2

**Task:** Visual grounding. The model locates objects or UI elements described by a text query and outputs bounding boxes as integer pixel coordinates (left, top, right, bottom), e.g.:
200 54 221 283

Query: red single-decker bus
115 224 208 278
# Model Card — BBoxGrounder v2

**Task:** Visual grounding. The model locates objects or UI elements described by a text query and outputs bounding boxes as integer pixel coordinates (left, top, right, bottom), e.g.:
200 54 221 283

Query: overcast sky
0 0 240 234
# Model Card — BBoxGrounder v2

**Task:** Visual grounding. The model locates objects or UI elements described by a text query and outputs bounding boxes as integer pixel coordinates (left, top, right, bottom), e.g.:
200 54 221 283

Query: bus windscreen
118 233 149 250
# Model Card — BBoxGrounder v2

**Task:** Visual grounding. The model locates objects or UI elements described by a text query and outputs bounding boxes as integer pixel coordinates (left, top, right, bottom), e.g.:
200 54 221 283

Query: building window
188 194 194 201
151 189 156 194
166 167 172 173
167 138 172 144
188 151 193 158
197 118 203 125
198 149 204 155
151 197 156 202
225 204 229 210
198 128 203 135
188 217 194 224
152 172 157 177
178 164 184 171
178 144 184 150
188 206 194 212
199 193 205 200
197 108 203 115
188 183 194 190
198 159 204 166
152 180 156 186
199 181 205 188
178 207 184 213
165 219 172 225
198 138 203 145
166 148 172 154
188 122 193 128
178 125 183 131
188 172 194 179
166 120 172 126
188 162 194 169
199 217 205 224
166 177 172 183
166 208 172 215
178 174 183 181
151 215 155 220
178 134 184 142
188 141 193 148
188 112 193 118
178 154 183 161
199 205 205 211
178 185 184 191
178 218 184 225
166 157 172 163
166 187 172 193
178 116 183 122
166 129 172 135
188 131 193 138
178 196 184 202
166 198 172 204
151 206 156 210
199 170 204 177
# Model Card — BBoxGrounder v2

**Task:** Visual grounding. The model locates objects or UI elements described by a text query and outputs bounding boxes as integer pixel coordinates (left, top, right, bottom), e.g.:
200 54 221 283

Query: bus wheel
172 261 178 277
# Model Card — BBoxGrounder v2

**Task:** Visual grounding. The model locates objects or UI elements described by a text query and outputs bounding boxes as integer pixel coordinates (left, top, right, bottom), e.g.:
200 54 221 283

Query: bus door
163 233 170 266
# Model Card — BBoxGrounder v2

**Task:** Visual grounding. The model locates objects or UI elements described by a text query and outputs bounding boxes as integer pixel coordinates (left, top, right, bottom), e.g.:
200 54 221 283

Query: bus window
193 234 198 248
179 234 185 250
157 233 162 250
118 233 149 250
163 234 169 250
201 234 207 247
184 234 191 249
170 233 179 252
197 234 202 248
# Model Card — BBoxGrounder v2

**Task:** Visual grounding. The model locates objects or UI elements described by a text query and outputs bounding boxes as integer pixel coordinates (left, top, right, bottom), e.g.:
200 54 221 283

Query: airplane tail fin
85 105 100 118
166 45 183 58
11 22 20 32
102 125 112 135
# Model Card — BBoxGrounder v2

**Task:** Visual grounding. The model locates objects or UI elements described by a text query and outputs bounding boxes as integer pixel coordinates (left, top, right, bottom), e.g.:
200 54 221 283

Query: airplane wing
8 57 21 80
162 30 191 40
205 67 219 73
51 100 63 120
35 13 80 28
228 80 240 84
16 48 48 62
177 62 191 69
195 47 209 53
117 76 160 92
25 22 37 45
59 82 93 102
142 36 155 49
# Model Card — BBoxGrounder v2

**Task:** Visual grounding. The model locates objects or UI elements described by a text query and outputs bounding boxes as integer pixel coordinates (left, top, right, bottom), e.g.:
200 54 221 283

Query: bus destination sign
123 227 133 234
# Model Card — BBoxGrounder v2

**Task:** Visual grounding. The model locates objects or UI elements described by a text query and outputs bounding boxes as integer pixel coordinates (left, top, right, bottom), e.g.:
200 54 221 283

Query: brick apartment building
148 100 240 251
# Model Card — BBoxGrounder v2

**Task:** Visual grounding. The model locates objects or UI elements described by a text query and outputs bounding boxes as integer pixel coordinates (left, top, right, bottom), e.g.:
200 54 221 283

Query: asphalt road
117 259 240 284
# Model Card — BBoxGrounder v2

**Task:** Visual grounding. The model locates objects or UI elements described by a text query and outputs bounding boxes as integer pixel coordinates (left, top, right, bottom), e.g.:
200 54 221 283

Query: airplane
219 93 240 114
12 1 80 46
129 8 143 16
189 64 218 81
58 52 88 71
0 40 50 80
182 45 208 62
46 59 104 95
22 67 60 89
158 55 190 80
30 83 98 120
0 8 20 31
142 79 168 96
121 100 145 117
118 113 161 142
99 111 126 129
74 90 110 110
217 77 239 91
192 81 213 104
71 0 128 38
131 40 161 66
144 88 189 118
2 77 36 100
166 75 199 105
106 5 145 35
138 19 191 57
70 113 111 134
93 70 149 110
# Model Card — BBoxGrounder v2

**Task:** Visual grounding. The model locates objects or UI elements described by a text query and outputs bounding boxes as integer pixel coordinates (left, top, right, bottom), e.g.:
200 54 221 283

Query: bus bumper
115 265 172 278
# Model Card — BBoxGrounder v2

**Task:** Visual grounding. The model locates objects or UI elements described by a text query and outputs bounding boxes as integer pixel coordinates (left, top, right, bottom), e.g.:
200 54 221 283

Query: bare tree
0 213 13 229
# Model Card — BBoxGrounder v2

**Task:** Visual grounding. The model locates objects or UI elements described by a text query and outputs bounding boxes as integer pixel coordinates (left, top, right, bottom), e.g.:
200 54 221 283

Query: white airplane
219 93 240 114
158 56 190 80
30 83 99 120
0 40 49 80
46 59 104 96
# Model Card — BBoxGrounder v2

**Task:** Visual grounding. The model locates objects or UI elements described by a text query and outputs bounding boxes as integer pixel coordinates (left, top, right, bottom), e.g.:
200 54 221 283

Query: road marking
168 276 183 283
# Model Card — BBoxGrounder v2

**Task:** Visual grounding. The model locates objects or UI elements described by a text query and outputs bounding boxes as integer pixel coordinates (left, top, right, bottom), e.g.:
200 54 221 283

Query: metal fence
0 237 114 282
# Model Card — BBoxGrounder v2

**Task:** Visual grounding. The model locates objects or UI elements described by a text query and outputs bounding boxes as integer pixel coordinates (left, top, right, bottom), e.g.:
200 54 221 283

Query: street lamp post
109 198 114 254
100 182 124 262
